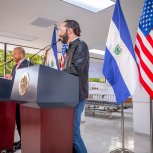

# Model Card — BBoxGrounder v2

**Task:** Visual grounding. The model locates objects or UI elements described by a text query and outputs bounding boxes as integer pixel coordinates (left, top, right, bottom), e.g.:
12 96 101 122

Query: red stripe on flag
137 65 153 99
135 45 153 82
135 45 140 58
137 33 153 64
146 29 153 48
146 32 153 49
60 53 66 70
60 56 64 70
140 76 153 100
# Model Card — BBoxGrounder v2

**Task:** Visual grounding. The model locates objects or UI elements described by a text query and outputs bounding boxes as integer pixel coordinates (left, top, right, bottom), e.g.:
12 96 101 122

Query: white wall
133 85 150 135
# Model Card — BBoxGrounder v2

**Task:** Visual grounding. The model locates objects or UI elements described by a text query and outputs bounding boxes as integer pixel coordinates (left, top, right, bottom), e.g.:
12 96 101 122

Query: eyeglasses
57 27 69 33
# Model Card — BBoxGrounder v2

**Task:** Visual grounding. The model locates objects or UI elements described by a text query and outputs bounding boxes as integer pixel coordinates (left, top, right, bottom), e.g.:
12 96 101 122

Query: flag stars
140 0 152 33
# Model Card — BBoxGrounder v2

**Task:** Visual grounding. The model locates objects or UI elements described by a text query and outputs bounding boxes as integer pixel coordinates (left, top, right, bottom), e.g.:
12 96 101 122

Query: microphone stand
29 39 61 66
0 59 13 67
43 46 52 65
0 59 13 76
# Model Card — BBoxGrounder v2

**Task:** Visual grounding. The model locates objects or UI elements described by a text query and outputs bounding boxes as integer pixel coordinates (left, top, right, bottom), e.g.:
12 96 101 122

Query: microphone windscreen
58 38 61 42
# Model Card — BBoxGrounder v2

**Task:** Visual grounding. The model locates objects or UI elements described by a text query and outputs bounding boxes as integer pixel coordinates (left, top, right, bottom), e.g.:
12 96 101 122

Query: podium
11 65 79 153
0 78 16 150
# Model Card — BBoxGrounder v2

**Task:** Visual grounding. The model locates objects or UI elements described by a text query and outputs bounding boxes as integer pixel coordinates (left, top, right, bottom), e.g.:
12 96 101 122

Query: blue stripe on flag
103 48 131 105
112 0 136 61
102 0 139 105
52 27 59 70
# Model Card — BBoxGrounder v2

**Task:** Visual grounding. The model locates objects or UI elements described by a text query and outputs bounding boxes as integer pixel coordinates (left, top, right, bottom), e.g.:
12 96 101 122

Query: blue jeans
73 100 87 153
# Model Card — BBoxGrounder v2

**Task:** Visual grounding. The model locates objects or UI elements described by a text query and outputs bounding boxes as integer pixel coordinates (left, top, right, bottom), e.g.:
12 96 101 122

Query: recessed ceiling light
31 17 56 28
61 0 115 13
89 49 105 55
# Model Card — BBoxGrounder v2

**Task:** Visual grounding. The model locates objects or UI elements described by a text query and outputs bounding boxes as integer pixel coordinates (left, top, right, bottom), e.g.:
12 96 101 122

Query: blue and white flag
103 0 139 106
44 27 59 69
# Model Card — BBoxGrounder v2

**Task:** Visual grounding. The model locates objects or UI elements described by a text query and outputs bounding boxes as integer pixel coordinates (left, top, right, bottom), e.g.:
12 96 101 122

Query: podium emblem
19 73 30 96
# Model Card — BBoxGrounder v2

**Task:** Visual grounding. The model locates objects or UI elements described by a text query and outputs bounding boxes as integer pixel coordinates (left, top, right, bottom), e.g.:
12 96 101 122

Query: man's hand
5 74 12 80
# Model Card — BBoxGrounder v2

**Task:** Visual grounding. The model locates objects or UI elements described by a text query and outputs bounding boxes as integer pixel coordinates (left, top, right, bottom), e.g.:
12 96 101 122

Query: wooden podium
0 78 16 151
11 65 79 153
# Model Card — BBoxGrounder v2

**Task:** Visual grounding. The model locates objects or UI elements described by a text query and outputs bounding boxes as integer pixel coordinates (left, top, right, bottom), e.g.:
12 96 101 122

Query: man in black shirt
59 20 89 153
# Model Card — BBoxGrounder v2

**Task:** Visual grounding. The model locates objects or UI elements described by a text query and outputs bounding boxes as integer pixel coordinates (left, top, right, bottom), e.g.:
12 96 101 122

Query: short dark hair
14 47 25 56
64 20 81 37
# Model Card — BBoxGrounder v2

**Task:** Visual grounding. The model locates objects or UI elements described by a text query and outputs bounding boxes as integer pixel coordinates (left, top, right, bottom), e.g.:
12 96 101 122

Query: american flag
135 0 153 99
59 43 68 70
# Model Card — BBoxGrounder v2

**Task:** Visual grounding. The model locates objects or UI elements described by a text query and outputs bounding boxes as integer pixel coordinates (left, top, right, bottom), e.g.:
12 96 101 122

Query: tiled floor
14 109 150 153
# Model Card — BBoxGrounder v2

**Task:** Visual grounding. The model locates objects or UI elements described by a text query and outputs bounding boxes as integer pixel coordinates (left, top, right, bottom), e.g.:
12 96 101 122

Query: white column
133 86 150 134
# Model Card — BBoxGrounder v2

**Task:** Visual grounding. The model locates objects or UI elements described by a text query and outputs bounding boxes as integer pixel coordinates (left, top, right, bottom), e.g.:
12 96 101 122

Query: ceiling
0 0 144 59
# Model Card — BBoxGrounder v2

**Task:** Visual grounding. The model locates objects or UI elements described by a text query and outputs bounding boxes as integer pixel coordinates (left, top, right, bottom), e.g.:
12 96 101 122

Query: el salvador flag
44 27 59 69
103 0 139 106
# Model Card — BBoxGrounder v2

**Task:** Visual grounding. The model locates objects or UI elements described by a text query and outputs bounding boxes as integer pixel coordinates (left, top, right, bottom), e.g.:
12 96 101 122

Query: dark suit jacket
11 59 33 79
63 38 89 100
11 58 33 138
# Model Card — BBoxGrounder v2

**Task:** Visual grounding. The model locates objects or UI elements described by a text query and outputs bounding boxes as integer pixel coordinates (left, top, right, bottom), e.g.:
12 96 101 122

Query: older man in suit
5 47 32 152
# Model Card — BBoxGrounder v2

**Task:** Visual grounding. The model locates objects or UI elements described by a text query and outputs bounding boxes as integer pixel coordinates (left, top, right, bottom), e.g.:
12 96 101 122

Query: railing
86 94 132 118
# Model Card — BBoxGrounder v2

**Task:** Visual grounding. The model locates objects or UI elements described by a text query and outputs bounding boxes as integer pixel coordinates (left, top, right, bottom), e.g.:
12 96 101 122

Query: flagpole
150 97 153 153
43 48 49 65
121 103 125 151
110 103 133 153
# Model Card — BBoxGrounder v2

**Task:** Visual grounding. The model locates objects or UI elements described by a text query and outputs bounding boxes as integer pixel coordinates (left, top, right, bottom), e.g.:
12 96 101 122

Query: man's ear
68 28 73 34
21 53 24 59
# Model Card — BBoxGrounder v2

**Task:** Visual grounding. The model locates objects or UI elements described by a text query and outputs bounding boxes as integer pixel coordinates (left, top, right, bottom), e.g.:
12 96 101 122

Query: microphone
54 24 58 31
29 38 61 64
0 59 13 67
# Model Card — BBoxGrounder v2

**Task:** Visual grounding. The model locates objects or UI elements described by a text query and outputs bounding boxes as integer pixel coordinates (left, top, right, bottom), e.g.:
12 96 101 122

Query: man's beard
60 31 69 44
